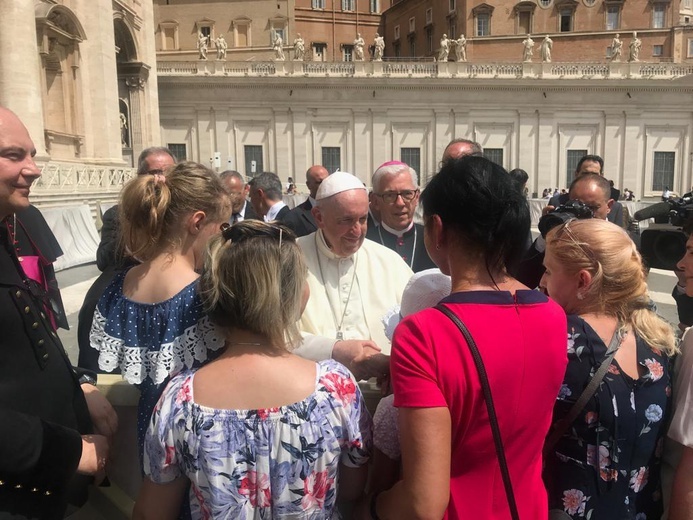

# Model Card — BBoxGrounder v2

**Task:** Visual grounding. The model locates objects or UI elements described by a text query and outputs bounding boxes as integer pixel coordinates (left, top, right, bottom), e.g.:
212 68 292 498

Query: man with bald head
366 161 435 272
294 171 413 379
515 173 615 289
441 138 483 162
282 164 329 237
0 107 113 517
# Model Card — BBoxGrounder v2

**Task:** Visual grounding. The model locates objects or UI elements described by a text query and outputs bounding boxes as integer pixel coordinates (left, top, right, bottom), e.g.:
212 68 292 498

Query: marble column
0 2 48 157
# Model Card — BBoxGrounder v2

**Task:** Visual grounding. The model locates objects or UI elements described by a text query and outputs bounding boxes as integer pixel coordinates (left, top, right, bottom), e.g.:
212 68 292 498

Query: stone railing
33 162 136 192
30 162 136 211
157 59 693 80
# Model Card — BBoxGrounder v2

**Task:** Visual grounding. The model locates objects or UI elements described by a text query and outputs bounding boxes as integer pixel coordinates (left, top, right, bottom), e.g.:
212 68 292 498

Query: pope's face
0 109 40 218
313 189 368 257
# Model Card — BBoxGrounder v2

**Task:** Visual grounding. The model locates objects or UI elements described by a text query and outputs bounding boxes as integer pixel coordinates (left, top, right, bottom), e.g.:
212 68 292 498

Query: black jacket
0 212 93 519
282 199 317 237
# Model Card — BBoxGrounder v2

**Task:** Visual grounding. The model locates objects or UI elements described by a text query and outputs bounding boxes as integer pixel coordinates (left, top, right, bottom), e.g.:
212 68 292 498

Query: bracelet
370 491 382 520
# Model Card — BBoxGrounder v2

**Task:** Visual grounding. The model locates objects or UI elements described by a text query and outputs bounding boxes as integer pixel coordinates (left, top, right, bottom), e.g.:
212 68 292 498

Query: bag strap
543 325 623 456
435 304 520 520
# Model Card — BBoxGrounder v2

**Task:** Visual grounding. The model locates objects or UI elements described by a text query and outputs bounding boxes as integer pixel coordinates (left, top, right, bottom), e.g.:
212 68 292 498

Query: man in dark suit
248 172 290 222
220 170 261 223
365 161 436 273
0 106 116 518
282 165 329 237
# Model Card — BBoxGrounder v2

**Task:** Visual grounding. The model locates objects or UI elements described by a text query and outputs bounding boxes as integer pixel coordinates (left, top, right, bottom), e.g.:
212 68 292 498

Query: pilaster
0 2 48 158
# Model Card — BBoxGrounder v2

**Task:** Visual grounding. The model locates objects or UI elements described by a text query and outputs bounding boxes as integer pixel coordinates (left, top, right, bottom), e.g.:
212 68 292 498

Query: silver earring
576 292 584 300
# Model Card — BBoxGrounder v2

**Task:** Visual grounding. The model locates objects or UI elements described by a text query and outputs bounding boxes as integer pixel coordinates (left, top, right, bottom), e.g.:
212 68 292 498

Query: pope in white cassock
292 171 413 380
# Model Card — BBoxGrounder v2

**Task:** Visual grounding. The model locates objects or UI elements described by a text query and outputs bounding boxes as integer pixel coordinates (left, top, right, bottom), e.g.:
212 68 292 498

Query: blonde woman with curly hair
134 221 372 519
541 218 676 519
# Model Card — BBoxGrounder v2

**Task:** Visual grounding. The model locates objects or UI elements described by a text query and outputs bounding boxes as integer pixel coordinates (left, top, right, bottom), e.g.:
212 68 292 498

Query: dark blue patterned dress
89 268 225 457
544 315 672 519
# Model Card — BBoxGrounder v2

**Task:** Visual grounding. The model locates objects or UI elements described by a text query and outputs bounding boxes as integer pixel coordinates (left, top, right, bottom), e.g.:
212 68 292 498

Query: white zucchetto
316 171 366 201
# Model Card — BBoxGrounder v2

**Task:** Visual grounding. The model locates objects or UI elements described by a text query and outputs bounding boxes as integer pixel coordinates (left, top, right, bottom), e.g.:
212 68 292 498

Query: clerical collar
381 220 414 238
316 229 356 261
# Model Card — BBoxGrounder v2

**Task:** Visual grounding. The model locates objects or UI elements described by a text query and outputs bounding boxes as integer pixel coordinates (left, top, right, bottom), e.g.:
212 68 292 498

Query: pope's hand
333 340 384 380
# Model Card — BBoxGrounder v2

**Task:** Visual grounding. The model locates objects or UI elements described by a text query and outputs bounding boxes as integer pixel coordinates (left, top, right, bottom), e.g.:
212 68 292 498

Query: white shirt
264 201 287 222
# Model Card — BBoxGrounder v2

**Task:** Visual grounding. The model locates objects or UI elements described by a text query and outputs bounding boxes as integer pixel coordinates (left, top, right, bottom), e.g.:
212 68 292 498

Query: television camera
633 193 693 270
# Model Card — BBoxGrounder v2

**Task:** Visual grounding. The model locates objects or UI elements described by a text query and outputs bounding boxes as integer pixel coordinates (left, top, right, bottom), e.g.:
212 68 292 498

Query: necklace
227 341 264 346
378 224 416 269
314 232 359 340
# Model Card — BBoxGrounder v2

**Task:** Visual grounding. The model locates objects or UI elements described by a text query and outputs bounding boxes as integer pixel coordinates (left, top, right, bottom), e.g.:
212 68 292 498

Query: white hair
371 163 419 192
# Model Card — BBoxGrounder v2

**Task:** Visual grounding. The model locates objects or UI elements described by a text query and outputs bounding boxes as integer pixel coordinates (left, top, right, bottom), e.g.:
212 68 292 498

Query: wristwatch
78 373 97 386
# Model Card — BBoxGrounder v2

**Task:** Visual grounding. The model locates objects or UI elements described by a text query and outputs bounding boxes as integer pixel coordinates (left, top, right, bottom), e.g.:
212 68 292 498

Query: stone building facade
156 61 693 199
154 0 390 63
382 0 693 62
0 0 160 207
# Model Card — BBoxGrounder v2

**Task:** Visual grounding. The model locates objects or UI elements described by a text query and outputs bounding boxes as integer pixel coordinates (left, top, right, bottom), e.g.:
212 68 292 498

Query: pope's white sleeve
293 333 337 361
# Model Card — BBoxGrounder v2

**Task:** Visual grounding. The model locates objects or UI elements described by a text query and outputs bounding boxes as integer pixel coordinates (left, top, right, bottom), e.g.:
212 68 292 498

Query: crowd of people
3 104 693 520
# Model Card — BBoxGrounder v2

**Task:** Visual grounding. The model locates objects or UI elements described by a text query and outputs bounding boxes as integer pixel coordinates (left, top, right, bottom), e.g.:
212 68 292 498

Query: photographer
514 173 613 288
544 154 627 229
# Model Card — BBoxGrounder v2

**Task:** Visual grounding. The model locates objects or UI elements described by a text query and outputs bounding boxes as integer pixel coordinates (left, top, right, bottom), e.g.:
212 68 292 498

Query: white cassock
294 230 414 361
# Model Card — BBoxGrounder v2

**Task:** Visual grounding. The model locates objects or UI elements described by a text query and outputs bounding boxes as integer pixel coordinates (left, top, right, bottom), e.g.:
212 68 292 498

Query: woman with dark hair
370 156 568 519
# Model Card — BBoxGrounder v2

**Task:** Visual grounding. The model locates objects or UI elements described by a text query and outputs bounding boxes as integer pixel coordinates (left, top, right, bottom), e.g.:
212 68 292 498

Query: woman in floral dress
541 219 677 519
133 221 372 519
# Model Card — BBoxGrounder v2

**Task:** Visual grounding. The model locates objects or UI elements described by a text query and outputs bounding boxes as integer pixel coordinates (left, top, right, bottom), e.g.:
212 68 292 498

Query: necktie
232 213 240 224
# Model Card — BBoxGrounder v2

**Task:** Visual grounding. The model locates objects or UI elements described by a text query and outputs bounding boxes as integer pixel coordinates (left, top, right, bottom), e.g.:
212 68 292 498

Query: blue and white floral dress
144 359 372 519
90 268 224 452
544 315 672 519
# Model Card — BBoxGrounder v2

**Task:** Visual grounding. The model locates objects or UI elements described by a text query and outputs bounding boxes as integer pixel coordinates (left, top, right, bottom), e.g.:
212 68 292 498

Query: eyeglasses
146 169 165 175
374 189 420 204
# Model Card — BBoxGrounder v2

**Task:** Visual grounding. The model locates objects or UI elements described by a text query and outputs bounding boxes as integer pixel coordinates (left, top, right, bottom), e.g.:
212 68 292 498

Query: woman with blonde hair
133 220 372 519
541 218 676 519
90 162 231 455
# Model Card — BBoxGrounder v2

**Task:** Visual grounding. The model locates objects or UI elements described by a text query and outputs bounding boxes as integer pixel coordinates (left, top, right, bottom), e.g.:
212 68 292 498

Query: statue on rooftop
293 34 305 61
197 32 209 60
609 33 623 62
273 33 285 61
629 31 642 62
373 33 385 61
541 35 553 63
438 34 450 62
454 34 467 62
354 33 365 61
522 34 535 62
215 35 227 60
